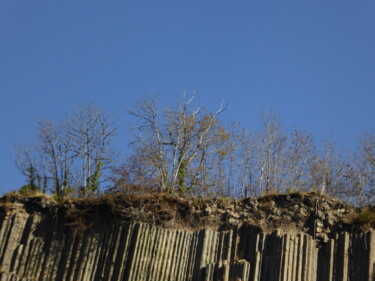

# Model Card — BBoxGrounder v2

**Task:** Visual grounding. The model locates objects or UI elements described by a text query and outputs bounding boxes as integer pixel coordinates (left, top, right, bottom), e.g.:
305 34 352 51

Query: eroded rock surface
0 193 373 281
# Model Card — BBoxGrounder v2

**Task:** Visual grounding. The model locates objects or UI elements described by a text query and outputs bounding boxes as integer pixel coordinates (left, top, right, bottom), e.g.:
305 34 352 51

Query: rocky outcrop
0 194 374 281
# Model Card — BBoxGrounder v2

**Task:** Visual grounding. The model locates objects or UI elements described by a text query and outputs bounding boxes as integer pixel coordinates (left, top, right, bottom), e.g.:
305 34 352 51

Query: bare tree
67 103 116 197
306 134 347 200
209 123 238 197
36 119 73 196
127 96 169 191
15 119 74 196
15 103 116 198
256 109 286 194
15 142 48 193
283 129 316 192
353 133 375 205
127 94 227 195
235 129 258 197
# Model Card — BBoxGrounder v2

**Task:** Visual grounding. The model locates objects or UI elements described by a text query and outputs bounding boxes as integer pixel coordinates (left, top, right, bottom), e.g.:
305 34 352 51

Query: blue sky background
1 1 374 194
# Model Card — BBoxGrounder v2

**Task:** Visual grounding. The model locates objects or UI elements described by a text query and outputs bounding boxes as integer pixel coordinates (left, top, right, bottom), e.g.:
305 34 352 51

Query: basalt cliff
0 192 374 281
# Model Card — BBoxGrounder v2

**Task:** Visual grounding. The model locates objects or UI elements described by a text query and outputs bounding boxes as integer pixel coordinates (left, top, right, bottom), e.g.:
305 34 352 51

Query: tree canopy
15 95 375 206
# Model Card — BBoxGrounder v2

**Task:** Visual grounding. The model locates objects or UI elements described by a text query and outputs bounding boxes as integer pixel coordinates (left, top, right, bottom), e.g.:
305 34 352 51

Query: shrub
355 208 375 224
18 184 40 195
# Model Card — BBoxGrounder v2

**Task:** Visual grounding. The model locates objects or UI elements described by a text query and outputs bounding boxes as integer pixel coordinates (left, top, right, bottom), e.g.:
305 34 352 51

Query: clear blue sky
1 1 374 194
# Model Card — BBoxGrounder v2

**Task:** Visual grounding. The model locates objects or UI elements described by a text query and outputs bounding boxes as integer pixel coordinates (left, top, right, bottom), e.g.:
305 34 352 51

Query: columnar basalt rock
0 197 374 281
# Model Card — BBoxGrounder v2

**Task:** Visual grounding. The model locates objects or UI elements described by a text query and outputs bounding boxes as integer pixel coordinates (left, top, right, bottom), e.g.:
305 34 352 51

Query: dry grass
1 190 373 235
60 192 208 233
0 192 55 214
3 190 55 201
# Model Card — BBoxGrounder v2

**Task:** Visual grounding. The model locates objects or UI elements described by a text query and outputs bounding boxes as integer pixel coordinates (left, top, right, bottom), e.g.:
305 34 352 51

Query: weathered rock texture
0 195 374 281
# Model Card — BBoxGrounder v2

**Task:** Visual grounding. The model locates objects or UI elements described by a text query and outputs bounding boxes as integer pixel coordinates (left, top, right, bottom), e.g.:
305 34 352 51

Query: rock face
0 195 374 281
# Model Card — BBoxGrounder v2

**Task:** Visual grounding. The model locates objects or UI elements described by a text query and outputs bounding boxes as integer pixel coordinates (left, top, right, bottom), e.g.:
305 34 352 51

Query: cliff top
0 191 371 242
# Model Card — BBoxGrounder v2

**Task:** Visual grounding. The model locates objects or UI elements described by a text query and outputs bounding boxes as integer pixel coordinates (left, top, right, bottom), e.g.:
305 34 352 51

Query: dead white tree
67 103 116 197
128 93 227 195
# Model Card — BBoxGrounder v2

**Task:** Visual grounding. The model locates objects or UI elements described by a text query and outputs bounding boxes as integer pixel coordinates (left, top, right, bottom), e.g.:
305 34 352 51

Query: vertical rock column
0 207 31 271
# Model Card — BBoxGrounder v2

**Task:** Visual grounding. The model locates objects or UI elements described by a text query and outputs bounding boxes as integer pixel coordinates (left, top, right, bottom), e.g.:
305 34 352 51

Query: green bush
355 208 375 224
18 184 40 195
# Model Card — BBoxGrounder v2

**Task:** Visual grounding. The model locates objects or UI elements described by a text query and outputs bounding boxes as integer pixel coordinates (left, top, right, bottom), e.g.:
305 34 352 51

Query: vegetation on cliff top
2 191 375 241
14 94 374 207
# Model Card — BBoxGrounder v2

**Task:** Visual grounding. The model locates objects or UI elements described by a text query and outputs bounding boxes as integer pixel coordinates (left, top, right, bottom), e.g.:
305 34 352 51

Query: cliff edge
0 192 374 281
